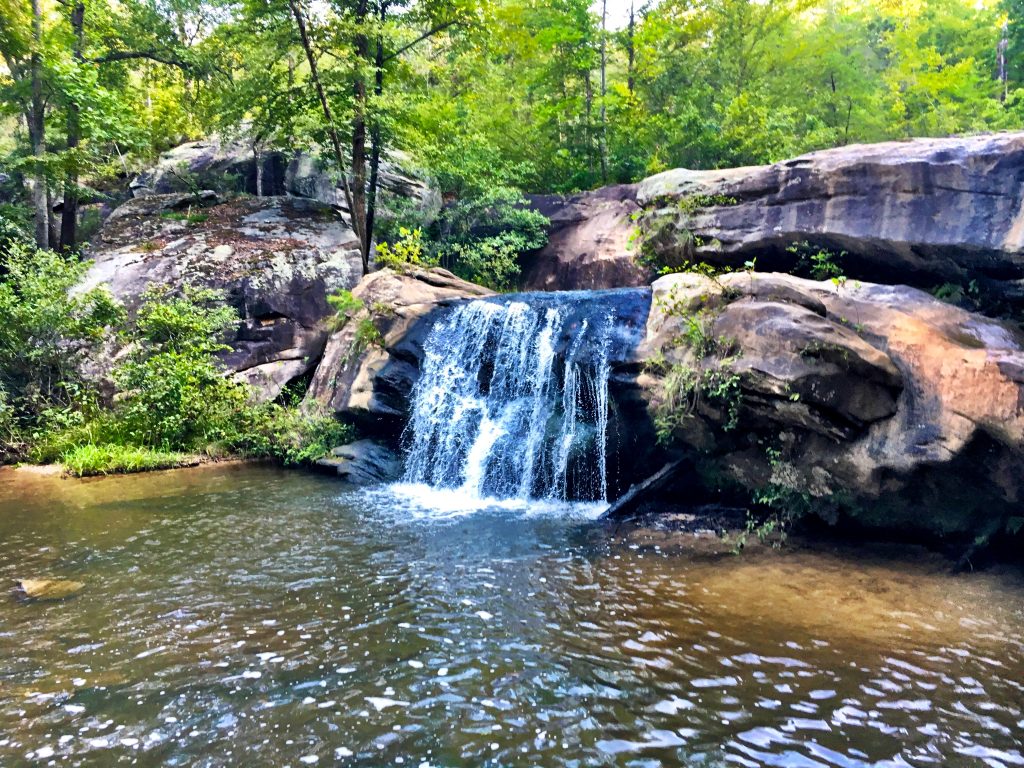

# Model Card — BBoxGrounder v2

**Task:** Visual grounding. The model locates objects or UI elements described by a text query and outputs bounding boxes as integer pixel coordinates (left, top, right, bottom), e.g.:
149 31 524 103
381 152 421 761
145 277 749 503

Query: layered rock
639 271 1024 536
302 267 493 433
82 193 362 400
523 132 1024 310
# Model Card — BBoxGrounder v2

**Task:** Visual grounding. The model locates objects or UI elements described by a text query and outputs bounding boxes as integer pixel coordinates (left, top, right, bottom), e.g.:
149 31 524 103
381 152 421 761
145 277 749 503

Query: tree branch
382 19 460 63
88 50 192 69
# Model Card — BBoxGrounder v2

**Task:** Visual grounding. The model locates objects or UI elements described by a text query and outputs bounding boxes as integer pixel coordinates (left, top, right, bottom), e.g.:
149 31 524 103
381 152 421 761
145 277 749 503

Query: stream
1 464 1022 767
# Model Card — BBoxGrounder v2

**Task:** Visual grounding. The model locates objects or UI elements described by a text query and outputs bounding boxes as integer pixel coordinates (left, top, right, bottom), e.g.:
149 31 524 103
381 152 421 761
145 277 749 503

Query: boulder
641 271 1024 536
303 267 493 432
315 439 403 484
130 137 289 198
82 193 362 401
520 185 645 290
15 579 85 601
522 132 1024 310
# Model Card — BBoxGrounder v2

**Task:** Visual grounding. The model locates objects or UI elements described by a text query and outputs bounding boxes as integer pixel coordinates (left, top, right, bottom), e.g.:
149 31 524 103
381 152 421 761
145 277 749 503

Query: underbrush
0 245 354 476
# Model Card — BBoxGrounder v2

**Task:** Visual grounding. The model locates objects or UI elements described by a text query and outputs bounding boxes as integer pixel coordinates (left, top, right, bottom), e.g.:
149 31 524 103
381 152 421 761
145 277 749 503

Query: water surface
1 465 1022 766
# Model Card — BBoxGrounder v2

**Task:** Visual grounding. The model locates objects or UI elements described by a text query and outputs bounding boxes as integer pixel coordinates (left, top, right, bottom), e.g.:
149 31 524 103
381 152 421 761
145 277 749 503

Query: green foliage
0 246 123 444
787 241 847 282
432 187 550 291
654 361 743 443
241 406 354 466
375 227 434 271
60 443 190 477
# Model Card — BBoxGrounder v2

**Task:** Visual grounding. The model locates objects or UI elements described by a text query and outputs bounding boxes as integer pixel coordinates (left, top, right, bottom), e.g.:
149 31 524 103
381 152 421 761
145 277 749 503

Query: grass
60 444 194 477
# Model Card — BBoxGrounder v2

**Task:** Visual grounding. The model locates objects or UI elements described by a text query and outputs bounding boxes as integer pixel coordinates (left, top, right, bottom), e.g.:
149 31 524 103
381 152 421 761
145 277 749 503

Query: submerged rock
315 440 402 484
15 579 85 601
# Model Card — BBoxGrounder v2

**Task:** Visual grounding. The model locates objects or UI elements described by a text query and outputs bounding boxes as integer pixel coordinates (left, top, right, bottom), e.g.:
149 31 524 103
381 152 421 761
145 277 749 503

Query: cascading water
402 298 618 503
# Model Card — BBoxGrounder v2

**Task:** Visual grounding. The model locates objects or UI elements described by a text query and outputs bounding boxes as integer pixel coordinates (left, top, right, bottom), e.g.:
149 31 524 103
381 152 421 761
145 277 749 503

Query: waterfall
402 298 617 503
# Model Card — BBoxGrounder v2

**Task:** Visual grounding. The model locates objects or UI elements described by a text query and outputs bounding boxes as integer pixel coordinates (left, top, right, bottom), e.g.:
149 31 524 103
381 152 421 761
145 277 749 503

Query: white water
402 299 615 505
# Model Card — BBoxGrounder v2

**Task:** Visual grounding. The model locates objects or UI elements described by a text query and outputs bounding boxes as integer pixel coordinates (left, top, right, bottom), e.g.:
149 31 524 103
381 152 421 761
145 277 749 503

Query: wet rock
15 579 85 601
303 267 493 433
315 440 402 484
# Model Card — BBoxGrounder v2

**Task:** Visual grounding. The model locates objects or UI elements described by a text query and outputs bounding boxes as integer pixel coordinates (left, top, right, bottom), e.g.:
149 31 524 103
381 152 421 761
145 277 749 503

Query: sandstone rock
15 579 85 601
315 439 403 484
130 138 289 197
642 271 1024 535
303 267 493 432
522 132 1024 309
521 185 644 290
82 194 362 401
130 137 440 222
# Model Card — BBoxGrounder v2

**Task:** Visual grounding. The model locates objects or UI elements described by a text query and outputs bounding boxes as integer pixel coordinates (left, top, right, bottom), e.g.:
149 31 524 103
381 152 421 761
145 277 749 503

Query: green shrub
240 406 354 466
0 246 124 453
433 187 549 291
374 227 435 271
111 286 247 451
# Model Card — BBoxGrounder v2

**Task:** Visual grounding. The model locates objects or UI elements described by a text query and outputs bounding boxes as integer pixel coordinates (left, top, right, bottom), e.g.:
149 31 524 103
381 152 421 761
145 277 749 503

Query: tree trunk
599 0 608 183
364 2 389 255
287 0 366 272
29 0 48 249
351 0 370 269
627 1 635 94
60 1 86 253
254 142 264 197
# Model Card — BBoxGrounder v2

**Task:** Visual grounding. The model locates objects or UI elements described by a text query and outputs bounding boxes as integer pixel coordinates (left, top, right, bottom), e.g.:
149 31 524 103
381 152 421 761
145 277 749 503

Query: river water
0 464 1021 767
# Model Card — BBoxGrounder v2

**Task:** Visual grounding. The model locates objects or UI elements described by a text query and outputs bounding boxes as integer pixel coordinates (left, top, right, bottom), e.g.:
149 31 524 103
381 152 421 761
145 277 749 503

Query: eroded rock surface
83 193 362 400
641 271 1024 535
315 439 403 484
524 133 1024 309
303 267 493 432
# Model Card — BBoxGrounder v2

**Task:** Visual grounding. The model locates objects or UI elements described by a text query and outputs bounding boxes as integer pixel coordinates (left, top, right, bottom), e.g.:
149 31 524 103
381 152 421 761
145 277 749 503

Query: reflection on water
0 464 1022 767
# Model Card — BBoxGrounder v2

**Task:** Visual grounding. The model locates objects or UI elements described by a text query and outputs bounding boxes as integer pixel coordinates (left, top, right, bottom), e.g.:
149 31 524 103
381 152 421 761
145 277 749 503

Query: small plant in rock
788 241 846 282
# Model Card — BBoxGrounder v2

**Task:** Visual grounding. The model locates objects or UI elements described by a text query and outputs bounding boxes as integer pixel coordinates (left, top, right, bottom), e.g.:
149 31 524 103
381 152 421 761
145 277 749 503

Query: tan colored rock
16 579 85 601
522 133 1024 309
643 271 1024 533
303 267 492 429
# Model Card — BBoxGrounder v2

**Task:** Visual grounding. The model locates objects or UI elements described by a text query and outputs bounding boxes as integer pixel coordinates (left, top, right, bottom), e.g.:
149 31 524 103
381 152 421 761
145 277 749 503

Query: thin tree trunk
254 143 264 197
60 1 86 253
585 69 594 176
351 0 370 267
287 0 367 272
29 0 48 249
364 1 389 255
599 0 608 182
627 1 635 94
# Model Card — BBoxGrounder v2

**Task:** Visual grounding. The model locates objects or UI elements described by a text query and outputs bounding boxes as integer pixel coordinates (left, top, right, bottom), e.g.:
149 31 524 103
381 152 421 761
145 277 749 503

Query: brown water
0 464 1022 767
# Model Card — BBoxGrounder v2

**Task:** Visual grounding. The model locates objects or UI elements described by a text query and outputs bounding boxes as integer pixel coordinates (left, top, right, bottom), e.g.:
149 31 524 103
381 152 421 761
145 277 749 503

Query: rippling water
1 464 1022 767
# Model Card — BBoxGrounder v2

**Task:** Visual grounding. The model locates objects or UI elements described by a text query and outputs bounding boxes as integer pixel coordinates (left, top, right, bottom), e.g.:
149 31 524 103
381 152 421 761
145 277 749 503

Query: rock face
639 271 1024 536
315 440 403 484
303 267 494 433
521 185 645 291
83 193 362 400
132 137 440 220
523 133 1024 310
